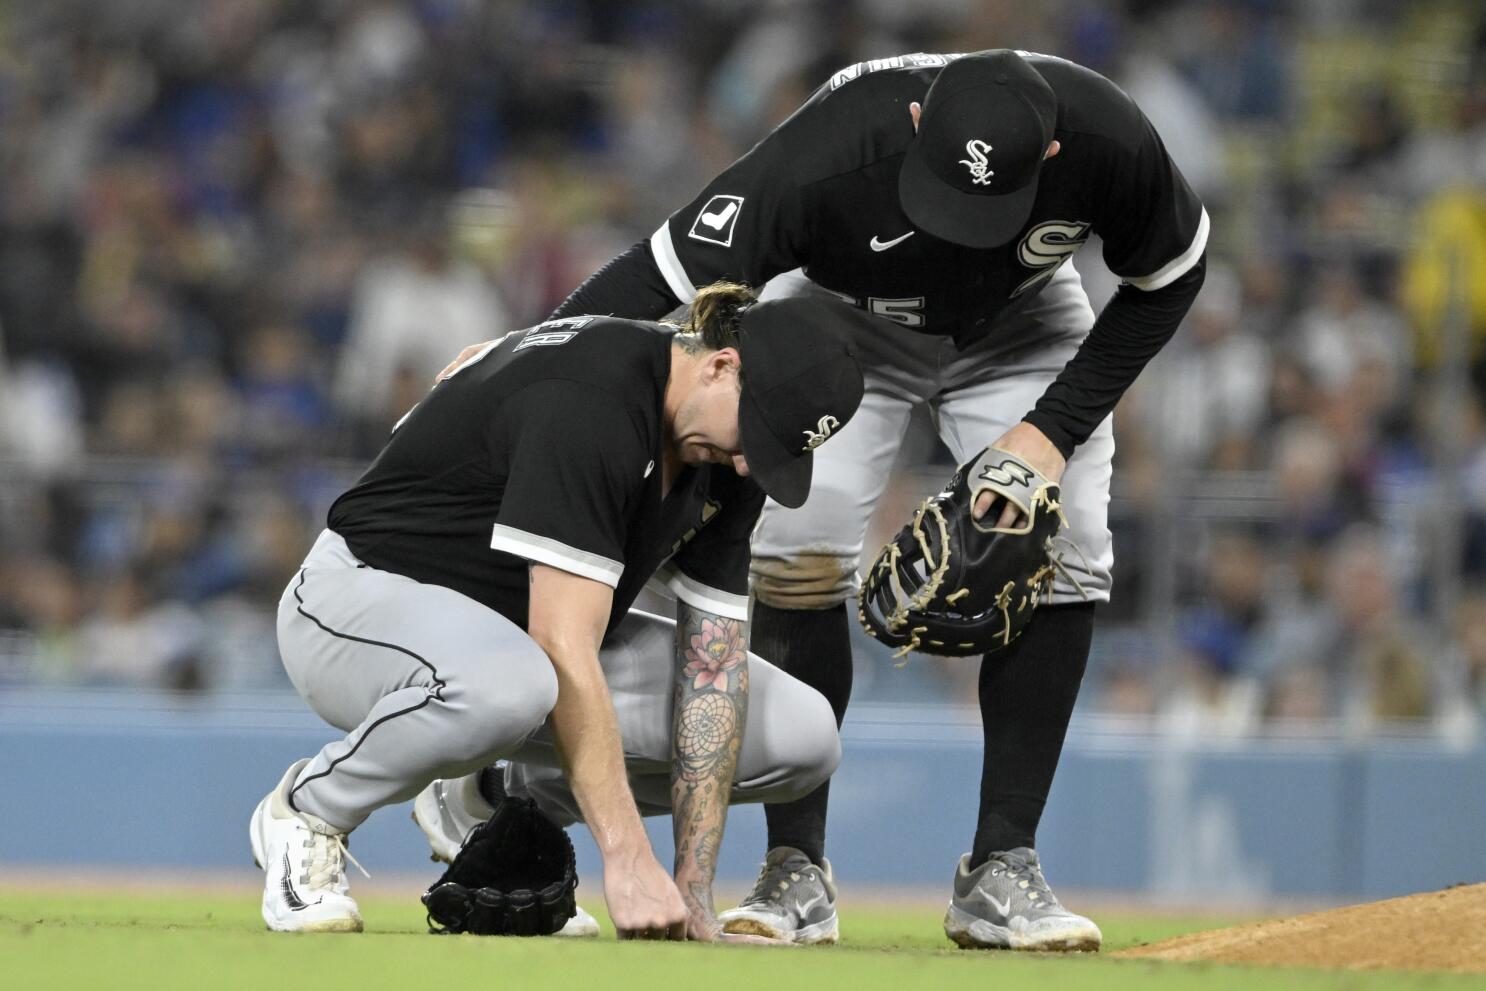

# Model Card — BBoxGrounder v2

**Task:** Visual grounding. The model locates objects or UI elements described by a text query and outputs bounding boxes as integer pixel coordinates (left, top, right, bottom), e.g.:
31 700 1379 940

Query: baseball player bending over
249 284 864 938
434 49 1207 950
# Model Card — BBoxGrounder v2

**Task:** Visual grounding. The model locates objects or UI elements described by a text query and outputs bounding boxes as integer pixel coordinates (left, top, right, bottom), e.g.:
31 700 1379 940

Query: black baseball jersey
647 51 1208 346
327 317 763 634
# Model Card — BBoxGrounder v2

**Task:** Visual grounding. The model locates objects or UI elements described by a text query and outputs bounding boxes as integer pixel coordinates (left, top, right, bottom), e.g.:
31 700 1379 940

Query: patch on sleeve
687 195 744 247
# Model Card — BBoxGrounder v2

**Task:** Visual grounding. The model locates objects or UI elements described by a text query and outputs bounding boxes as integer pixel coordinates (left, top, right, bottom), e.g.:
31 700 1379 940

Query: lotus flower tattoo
682 617 745 693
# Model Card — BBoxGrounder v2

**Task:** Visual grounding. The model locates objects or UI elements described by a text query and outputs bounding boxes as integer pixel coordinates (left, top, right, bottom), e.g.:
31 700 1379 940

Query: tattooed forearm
692 824 721 875
676 692 737 781
671 602 750 919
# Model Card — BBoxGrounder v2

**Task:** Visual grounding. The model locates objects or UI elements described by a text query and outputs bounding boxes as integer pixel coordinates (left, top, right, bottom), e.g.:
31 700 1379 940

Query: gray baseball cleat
719 846 838 944
943 848 1101 951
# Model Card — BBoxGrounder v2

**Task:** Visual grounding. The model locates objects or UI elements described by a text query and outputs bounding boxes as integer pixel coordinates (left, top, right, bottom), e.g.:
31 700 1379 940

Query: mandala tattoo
676 691 737 781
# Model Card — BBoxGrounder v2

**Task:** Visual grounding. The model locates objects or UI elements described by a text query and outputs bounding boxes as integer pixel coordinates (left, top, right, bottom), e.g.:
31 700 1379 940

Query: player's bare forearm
527 565 647 858
530 564 687 938
546 648 647 855
670 600 750 938
545 660 687 938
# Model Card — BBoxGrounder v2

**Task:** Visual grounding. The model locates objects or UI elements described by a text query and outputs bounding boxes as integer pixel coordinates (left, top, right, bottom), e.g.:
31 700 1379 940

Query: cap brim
898 141 1039 249
739 385 813 509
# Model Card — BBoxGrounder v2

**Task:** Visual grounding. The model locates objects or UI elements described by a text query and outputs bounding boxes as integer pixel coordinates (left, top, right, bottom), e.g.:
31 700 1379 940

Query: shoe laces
741 859 809 906
990 857 1056 906
300 829 371 889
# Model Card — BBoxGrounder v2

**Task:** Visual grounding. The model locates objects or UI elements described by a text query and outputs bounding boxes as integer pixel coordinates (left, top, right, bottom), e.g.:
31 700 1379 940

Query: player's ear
1044 139 1061 160
709 347 742 383
909 101 922 133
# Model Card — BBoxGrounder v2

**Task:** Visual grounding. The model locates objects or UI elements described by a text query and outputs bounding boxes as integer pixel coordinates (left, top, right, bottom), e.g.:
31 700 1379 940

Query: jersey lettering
1011 220 1091 298
514 331 577 351
540 316 595 330
512 316 593 352
828 52 966 90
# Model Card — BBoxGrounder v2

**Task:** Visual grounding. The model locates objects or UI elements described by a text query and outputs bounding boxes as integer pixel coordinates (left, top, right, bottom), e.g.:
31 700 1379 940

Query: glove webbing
877 483 1076 662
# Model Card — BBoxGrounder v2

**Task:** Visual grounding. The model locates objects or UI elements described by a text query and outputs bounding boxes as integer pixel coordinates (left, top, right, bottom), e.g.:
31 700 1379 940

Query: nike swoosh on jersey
700 201 739 230
869 231 915 251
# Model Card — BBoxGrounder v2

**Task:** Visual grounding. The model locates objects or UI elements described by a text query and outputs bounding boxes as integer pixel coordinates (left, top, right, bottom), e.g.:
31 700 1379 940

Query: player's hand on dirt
435 340 496 383
605 849 688 940
974 420 1067 527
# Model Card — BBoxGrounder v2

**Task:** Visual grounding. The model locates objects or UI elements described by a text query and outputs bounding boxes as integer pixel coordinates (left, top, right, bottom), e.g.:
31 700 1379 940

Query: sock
477 763 508 808
970 602 1095 868
754 601 853 866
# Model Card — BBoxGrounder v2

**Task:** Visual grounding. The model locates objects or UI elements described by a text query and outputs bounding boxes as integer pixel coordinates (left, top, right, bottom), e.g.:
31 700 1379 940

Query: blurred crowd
0 1 1484 734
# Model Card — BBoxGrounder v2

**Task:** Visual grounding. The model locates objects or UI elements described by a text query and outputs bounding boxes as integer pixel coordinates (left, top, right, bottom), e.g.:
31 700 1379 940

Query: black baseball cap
898 50 1057 249
736 296 864 508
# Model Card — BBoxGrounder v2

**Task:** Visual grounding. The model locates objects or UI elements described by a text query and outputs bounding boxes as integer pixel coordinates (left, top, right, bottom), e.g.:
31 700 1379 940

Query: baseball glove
422 797 578 936
858 446 1083 659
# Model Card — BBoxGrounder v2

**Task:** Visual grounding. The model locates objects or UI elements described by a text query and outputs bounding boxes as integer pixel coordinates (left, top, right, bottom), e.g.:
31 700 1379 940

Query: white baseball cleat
251 759 366 933
412 774 601 938
412 774 495 864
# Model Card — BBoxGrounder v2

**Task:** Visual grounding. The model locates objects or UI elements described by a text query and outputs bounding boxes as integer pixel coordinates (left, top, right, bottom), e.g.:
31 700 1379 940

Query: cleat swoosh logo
869 231 915 252
795 888 828 919
280 850 309 911
986 893 1012 917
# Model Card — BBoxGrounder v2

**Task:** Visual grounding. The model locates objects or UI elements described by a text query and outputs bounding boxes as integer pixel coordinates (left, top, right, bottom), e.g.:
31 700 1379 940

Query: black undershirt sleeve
1022 254 1206 459
549 241 680 322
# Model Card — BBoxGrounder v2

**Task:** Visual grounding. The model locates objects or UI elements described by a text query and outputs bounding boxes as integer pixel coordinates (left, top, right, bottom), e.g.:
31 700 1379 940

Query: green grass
3 889 1483 991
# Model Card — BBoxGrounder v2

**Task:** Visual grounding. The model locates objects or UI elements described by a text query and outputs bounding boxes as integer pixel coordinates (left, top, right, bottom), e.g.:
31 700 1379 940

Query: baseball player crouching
249 284 864 938
432 49 1208 950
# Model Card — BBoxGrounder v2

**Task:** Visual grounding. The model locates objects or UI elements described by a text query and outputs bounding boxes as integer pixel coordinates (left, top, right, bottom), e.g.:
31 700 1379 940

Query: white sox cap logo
802 414 840 452
959 139 995 185
978 459 1034 488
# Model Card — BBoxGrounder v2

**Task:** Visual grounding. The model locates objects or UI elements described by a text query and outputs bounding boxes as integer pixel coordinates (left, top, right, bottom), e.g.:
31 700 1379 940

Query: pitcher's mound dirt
1115 883 1486 974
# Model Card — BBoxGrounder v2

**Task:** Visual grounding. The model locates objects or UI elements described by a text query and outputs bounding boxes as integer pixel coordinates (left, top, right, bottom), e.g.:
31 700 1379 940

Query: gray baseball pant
752 260 1114 610
276 530 840 832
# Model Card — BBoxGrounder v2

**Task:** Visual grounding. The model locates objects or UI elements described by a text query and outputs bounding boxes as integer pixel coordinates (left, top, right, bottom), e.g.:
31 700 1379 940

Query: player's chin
678 441 715 466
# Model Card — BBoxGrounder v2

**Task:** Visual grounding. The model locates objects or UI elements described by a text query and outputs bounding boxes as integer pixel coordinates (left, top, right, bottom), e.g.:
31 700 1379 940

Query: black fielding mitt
422 797 577 936
859 446 1081 658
